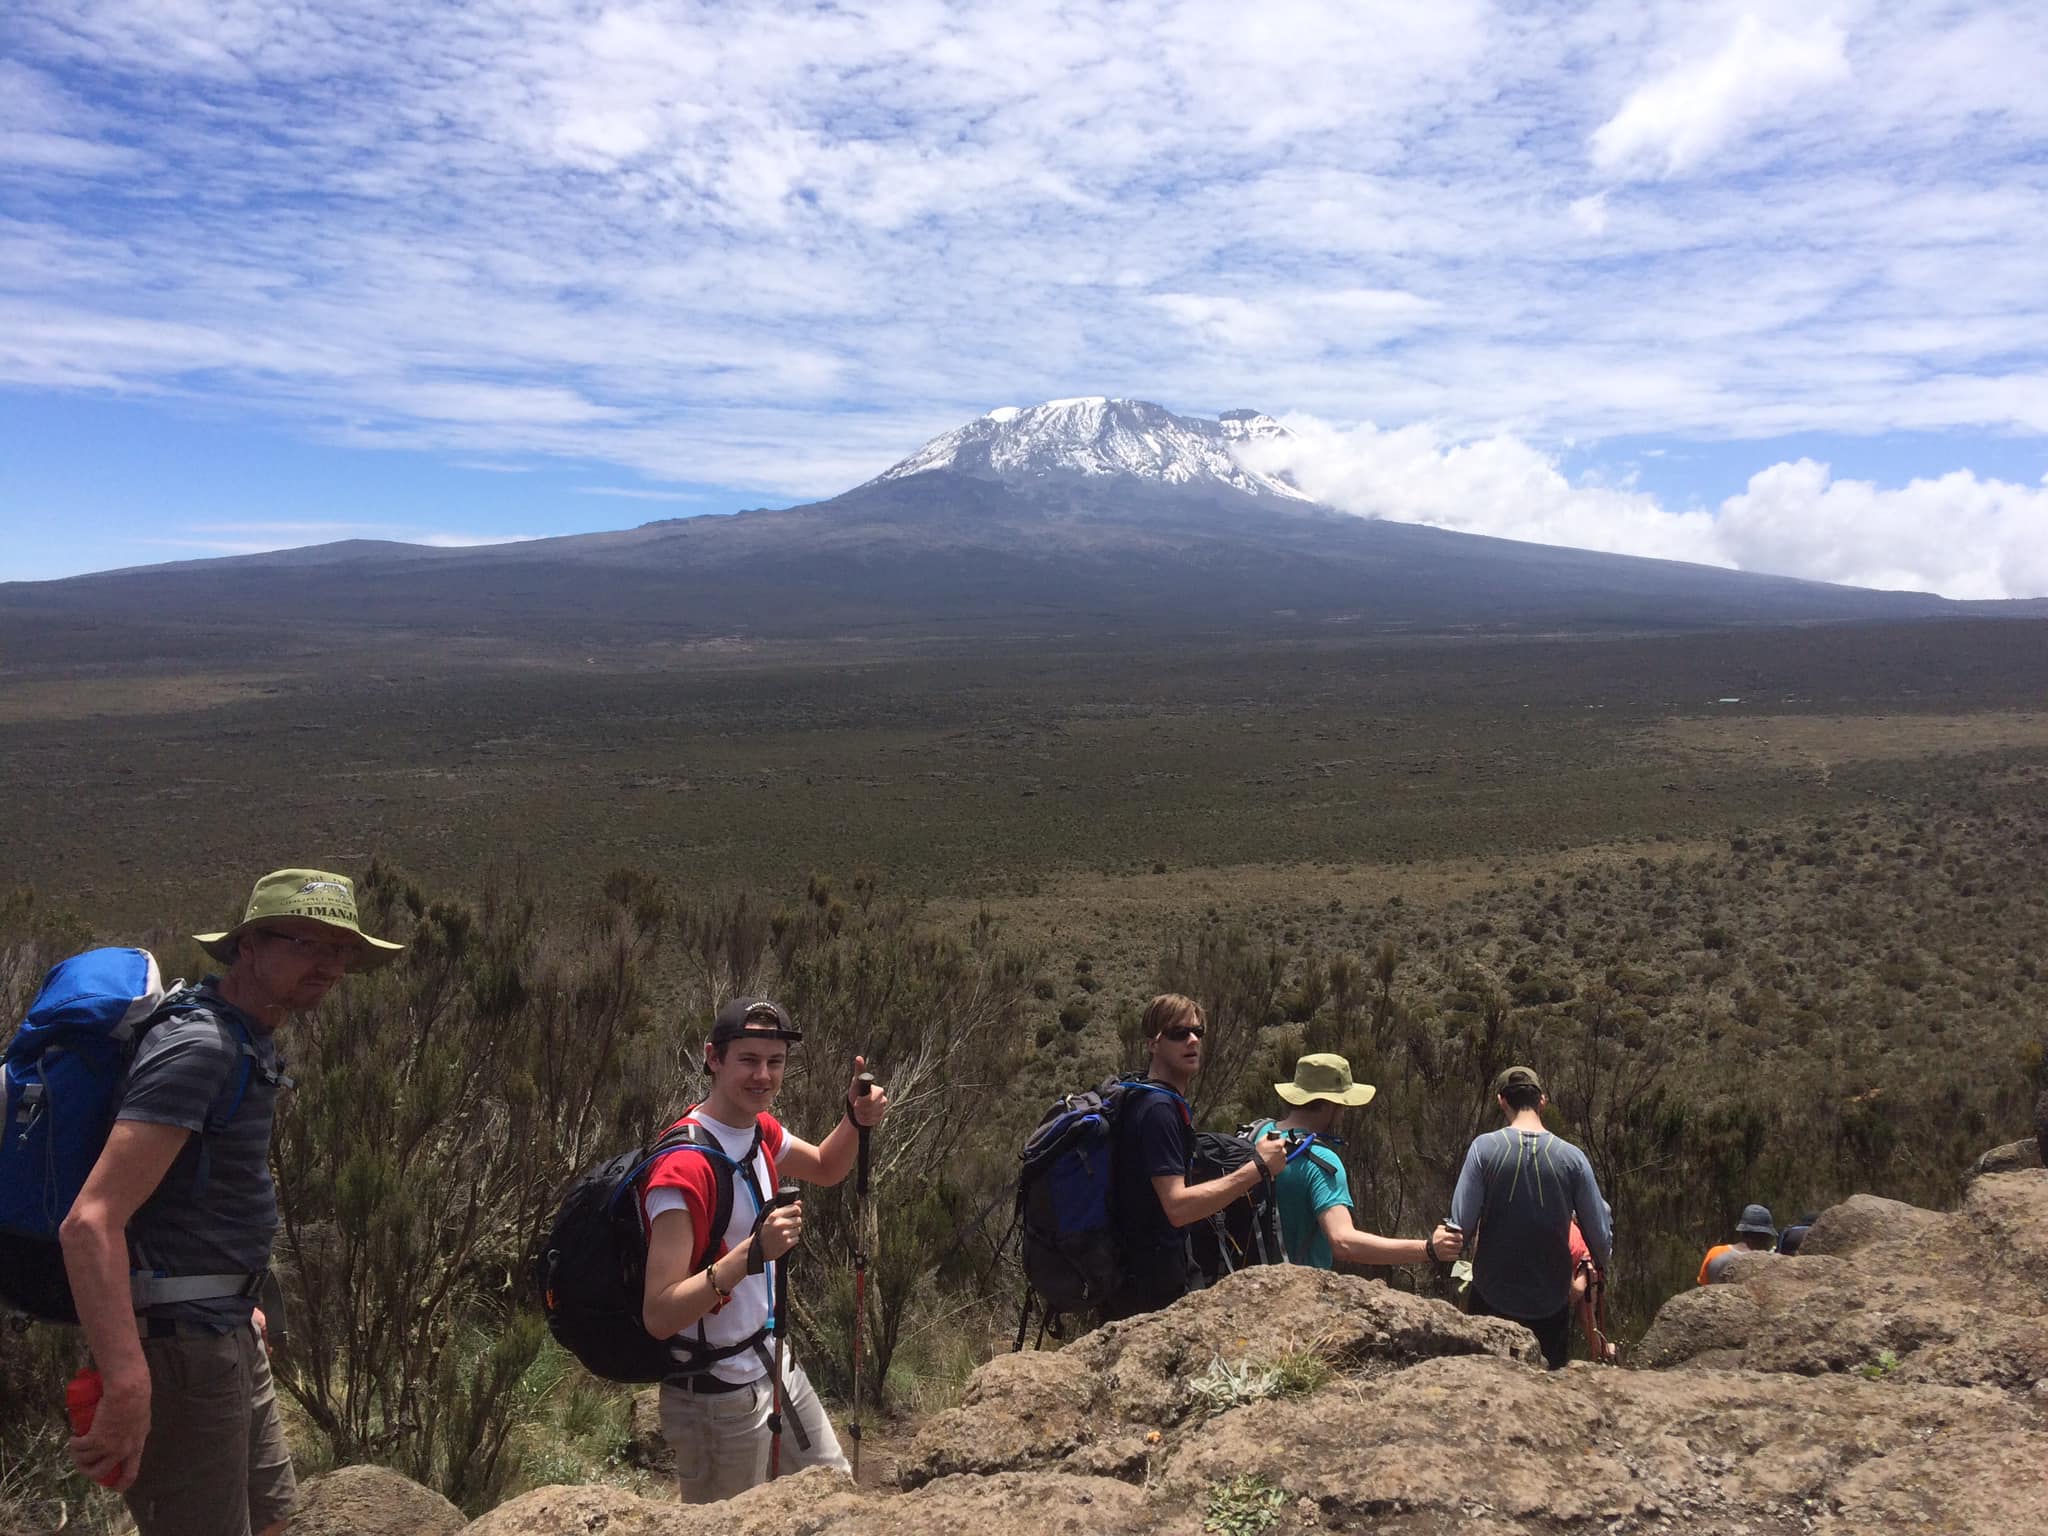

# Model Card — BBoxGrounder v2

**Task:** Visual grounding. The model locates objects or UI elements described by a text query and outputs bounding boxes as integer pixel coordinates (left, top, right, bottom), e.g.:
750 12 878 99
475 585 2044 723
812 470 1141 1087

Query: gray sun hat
1736 1203 1778 1238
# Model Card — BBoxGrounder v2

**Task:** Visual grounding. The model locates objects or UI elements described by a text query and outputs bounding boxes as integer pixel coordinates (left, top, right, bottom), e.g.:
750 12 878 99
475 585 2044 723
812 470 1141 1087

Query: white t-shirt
643 1109 782 1383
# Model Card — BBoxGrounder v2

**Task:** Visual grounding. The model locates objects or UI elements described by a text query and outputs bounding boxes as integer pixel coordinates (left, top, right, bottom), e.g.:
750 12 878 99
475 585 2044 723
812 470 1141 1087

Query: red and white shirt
642 1107 785 1384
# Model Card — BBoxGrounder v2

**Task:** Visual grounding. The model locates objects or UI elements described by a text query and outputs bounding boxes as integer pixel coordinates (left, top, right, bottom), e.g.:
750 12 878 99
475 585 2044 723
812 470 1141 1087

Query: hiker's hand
758 1200 803 1261
847 1057 888 1127
1431 1224 1464 1259
253 1307 270 1354
70 1373 149 1491
1253 1131 1286 1177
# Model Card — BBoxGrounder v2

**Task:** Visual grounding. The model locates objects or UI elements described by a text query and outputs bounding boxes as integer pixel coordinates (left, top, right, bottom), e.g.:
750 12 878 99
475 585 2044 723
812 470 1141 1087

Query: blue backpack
1015 1075 1189 1335
0 947 256 1323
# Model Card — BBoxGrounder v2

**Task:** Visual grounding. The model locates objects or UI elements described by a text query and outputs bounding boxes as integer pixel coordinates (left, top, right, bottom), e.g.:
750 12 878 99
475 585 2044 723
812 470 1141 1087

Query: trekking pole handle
854 1073 875 1196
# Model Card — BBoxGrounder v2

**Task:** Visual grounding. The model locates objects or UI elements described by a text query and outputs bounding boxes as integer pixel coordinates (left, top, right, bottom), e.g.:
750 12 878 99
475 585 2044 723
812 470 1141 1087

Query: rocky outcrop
289 1464 466 1535
903 1265 1535 1488
1639 1172 2048 1395
471 1167 2048 1533
1973 1136 2041 1178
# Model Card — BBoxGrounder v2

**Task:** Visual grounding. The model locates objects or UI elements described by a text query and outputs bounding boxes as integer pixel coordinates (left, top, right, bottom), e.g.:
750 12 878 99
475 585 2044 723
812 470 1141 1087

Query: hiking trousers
656 1358 848 1503
1467 1287 1572 1370
125 1323 296 1536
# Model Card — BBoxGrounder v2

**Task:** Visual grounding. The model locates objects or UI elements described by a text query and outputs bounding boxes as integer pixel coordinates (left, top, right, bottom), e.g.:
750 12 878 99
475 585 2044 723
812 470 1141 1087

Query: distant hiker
60 869 402 1535
1250 1053 1462 1271
1775 1212 1818 1256
1568 1217 1617 1363
1099 994 1286 1322
637 998 890 1502
1449 1065 1614 1370
1698 1204 1778 1283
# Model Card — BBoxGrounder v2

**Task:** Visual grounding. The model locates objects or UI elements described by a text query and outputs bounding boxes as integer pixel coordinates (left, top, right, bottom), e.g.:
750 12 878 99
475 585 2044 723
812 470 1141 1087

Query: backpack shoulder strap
1119 1077 1192 1125
654 1114 770 1267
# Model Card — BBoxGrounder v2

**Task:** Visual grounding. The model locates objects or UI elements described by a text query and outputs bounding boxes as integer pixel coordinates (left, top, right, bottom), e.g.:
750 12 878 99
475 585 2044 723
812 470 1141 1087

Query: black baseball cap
710 996 803 1046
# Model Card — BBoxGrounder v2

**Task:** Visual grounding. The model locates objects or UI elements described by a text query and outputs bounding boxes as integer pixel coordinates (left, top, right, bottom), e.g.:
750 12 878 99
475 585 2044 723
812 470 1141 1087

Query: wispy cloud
1591 15 1851 179
2 0 2044 586
575 487 705 503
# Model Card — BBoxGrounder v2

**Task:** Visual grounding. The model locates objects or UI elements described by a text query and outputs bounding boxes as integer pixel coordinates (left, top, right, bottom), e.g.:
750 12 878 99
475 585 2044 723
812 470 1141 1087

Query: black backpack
533 1116 769 1384
1015 1076 1188 1332
1187 1127 1288 1284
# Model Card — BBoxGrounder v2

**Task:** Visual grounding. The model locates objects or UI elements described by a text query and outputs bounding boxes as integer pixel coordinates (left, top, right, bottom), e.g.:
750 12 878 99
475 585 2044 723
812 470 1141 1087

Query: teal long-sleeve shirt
1450 1127 1611 1321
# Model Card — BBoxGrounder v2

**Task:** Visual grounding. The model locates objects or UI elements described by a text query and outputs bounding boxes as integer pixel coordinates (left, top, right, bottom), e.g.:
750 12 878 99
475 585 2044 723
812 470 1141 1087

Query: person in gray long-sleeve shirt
1449 1065 1612 1369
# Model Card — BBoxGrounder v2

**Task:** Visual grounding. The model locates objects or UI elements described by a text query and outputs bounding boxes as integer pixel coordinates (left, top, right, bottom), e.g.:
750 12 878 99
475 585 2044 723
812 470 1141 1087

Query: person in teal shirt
1257 1054 1462 1271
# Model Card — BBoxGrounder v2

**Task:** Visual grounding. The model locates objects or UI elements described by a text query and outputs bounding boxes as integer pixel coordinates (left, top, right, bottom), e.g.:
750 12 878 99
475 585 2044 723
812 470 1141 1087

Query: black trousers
1467 1287 1573 1369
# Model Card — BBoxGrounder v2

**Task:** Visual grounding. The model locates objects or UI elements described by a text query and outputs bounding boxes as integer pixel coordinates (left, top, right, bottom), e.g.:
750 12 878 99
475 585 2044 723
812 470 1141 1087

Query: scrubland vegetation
3 618 2045 1525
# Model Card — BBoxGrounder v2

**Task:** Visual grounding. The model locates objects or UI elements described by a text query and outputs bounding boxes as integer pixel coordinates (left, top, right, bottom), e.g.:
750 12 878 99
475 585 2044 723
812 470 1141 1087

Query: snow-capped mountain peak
868 397 1310 501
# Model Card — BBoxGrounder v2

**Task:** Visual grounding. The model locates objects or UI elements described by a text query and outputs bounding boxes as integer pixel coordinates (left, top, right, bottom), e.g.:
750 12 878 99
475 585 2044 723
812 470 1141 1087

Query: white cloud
1591 14 1852 179
1244 418 2048 599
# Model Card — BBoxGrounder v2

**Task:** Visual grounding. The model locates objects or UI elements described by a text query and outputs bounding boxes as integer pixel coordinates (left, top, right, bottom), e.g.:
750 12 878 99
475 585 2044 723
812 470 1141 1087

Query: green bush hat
1493 1065 1544 1097
194 869 405 972
1275 1053 1377 1108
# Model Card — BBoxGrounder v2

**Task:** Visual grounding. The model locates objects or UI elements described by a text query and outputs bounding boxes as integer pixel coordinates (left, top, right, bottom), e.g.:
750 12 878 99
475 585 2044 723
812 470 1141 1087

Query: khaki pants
125 1325 296 1536
656 1359 848 1503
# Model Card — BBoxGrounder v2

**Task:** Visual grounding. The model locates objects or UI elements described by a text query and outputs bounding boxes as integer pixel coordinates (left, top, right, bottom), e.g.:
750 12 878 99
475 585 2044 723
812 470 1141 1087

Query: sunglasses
1161 1025 1205 1042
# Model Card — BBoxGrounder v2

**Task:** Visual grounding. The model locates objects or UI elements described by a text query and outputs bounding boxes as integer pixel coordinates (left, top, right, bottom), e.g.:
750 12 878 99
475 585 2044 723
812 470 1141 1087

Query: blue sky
3 0 2045 595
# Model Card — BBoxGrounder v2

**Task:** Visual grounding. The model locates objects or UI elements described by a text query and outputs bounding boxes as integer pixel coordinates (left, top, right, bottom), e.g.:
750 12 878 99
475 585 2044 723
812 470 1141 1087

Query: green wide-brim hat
194 868 405 972
1275 1052 1377 1108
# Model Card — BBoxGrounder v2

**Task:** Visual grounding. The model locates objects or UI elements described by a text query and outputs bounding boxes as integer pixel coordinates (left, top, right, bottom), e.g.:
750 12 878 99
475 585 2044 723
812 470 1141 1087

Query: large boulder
1164 1353 2048 1534
1639 1171 2048 1394
467 1469 1142 1536
289 1464 465 1536
1973 1136 2042 1179
903 1266 1536 1488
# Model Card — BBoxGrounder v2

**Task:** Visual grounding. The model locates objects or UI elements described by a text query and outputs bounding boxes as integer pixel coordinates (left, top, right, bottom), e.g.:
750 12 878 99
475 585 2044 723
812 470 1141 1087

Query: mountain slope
1 397 2028 664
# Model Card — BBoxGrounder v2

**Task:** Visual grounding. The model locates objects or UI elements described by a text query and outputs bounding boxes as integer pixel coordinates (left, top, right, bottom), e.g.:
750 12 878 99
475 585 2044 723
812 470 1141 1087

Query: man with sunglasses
1101 994 1286 1322
1252 1053 1464 1271
62 869 402 1536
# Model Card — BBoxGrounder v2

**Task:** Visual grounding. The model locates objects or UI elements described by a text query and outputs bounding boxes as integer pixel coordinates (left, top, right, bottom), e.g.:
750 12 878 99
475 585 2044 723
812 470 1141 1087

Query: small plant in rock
1187 1348 1331 1415
1203 1473 1287 1536
1860 1348 1902 1380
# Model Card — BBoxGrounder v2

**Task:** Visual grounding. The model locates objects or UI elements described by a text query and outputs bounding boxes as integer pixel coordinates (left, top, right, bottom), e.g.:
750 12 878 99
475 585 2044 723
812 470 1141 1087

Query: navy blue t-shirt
1109 1081 1193 1309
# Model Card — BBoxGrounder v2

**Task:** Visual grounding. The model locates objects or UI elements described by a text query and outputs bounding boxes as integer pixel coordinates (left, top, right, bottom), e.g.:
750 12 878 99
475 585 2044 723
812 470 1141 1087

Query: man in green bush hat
63 869 401 1536
1252 1053 1464 1271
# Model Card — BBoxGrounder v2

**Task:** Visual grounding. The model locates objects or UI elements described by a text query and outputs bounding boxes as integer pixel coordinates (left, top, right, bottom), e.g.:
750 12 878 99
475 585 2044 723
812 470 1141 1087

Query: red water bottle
65 1368 124 1488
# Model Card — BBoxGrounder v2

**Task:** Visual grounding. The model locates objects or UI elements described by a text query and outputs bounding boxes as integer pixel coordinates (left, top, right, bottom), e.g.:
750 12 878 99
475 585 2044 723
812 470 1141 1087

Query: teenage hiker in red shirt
1568 1218 1617 1363
637 998 889 1503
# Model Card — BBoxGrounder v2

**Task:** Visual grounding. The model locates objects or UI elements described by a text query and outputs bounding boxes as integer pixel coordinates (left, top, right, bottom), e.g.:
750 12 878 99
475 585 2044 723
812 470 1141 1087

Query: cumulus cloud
1592 14 1851 179
1243 419 2048 600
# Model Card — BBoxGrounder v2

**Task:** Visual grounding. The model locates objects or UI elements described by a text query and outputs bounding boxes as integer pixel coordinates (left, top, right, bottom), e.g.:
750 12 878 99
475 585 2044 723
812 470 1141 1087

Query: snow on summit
870 398 1310 501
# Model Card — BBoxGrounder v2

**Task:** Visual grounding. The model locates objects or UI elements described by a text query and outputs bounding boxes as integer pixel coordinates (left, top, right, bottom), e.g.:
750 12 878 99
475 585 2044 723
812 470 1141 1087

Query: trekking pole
849 1071 874 1481
767 1181 799 1479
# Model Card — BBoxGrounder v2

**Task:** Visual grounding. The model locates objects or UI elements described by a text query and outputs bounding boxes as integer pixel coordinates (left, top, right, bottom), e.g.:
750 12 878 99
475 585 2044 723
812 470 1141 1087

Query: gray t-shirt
1450 1126 1612 1322
116 980 286 1327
